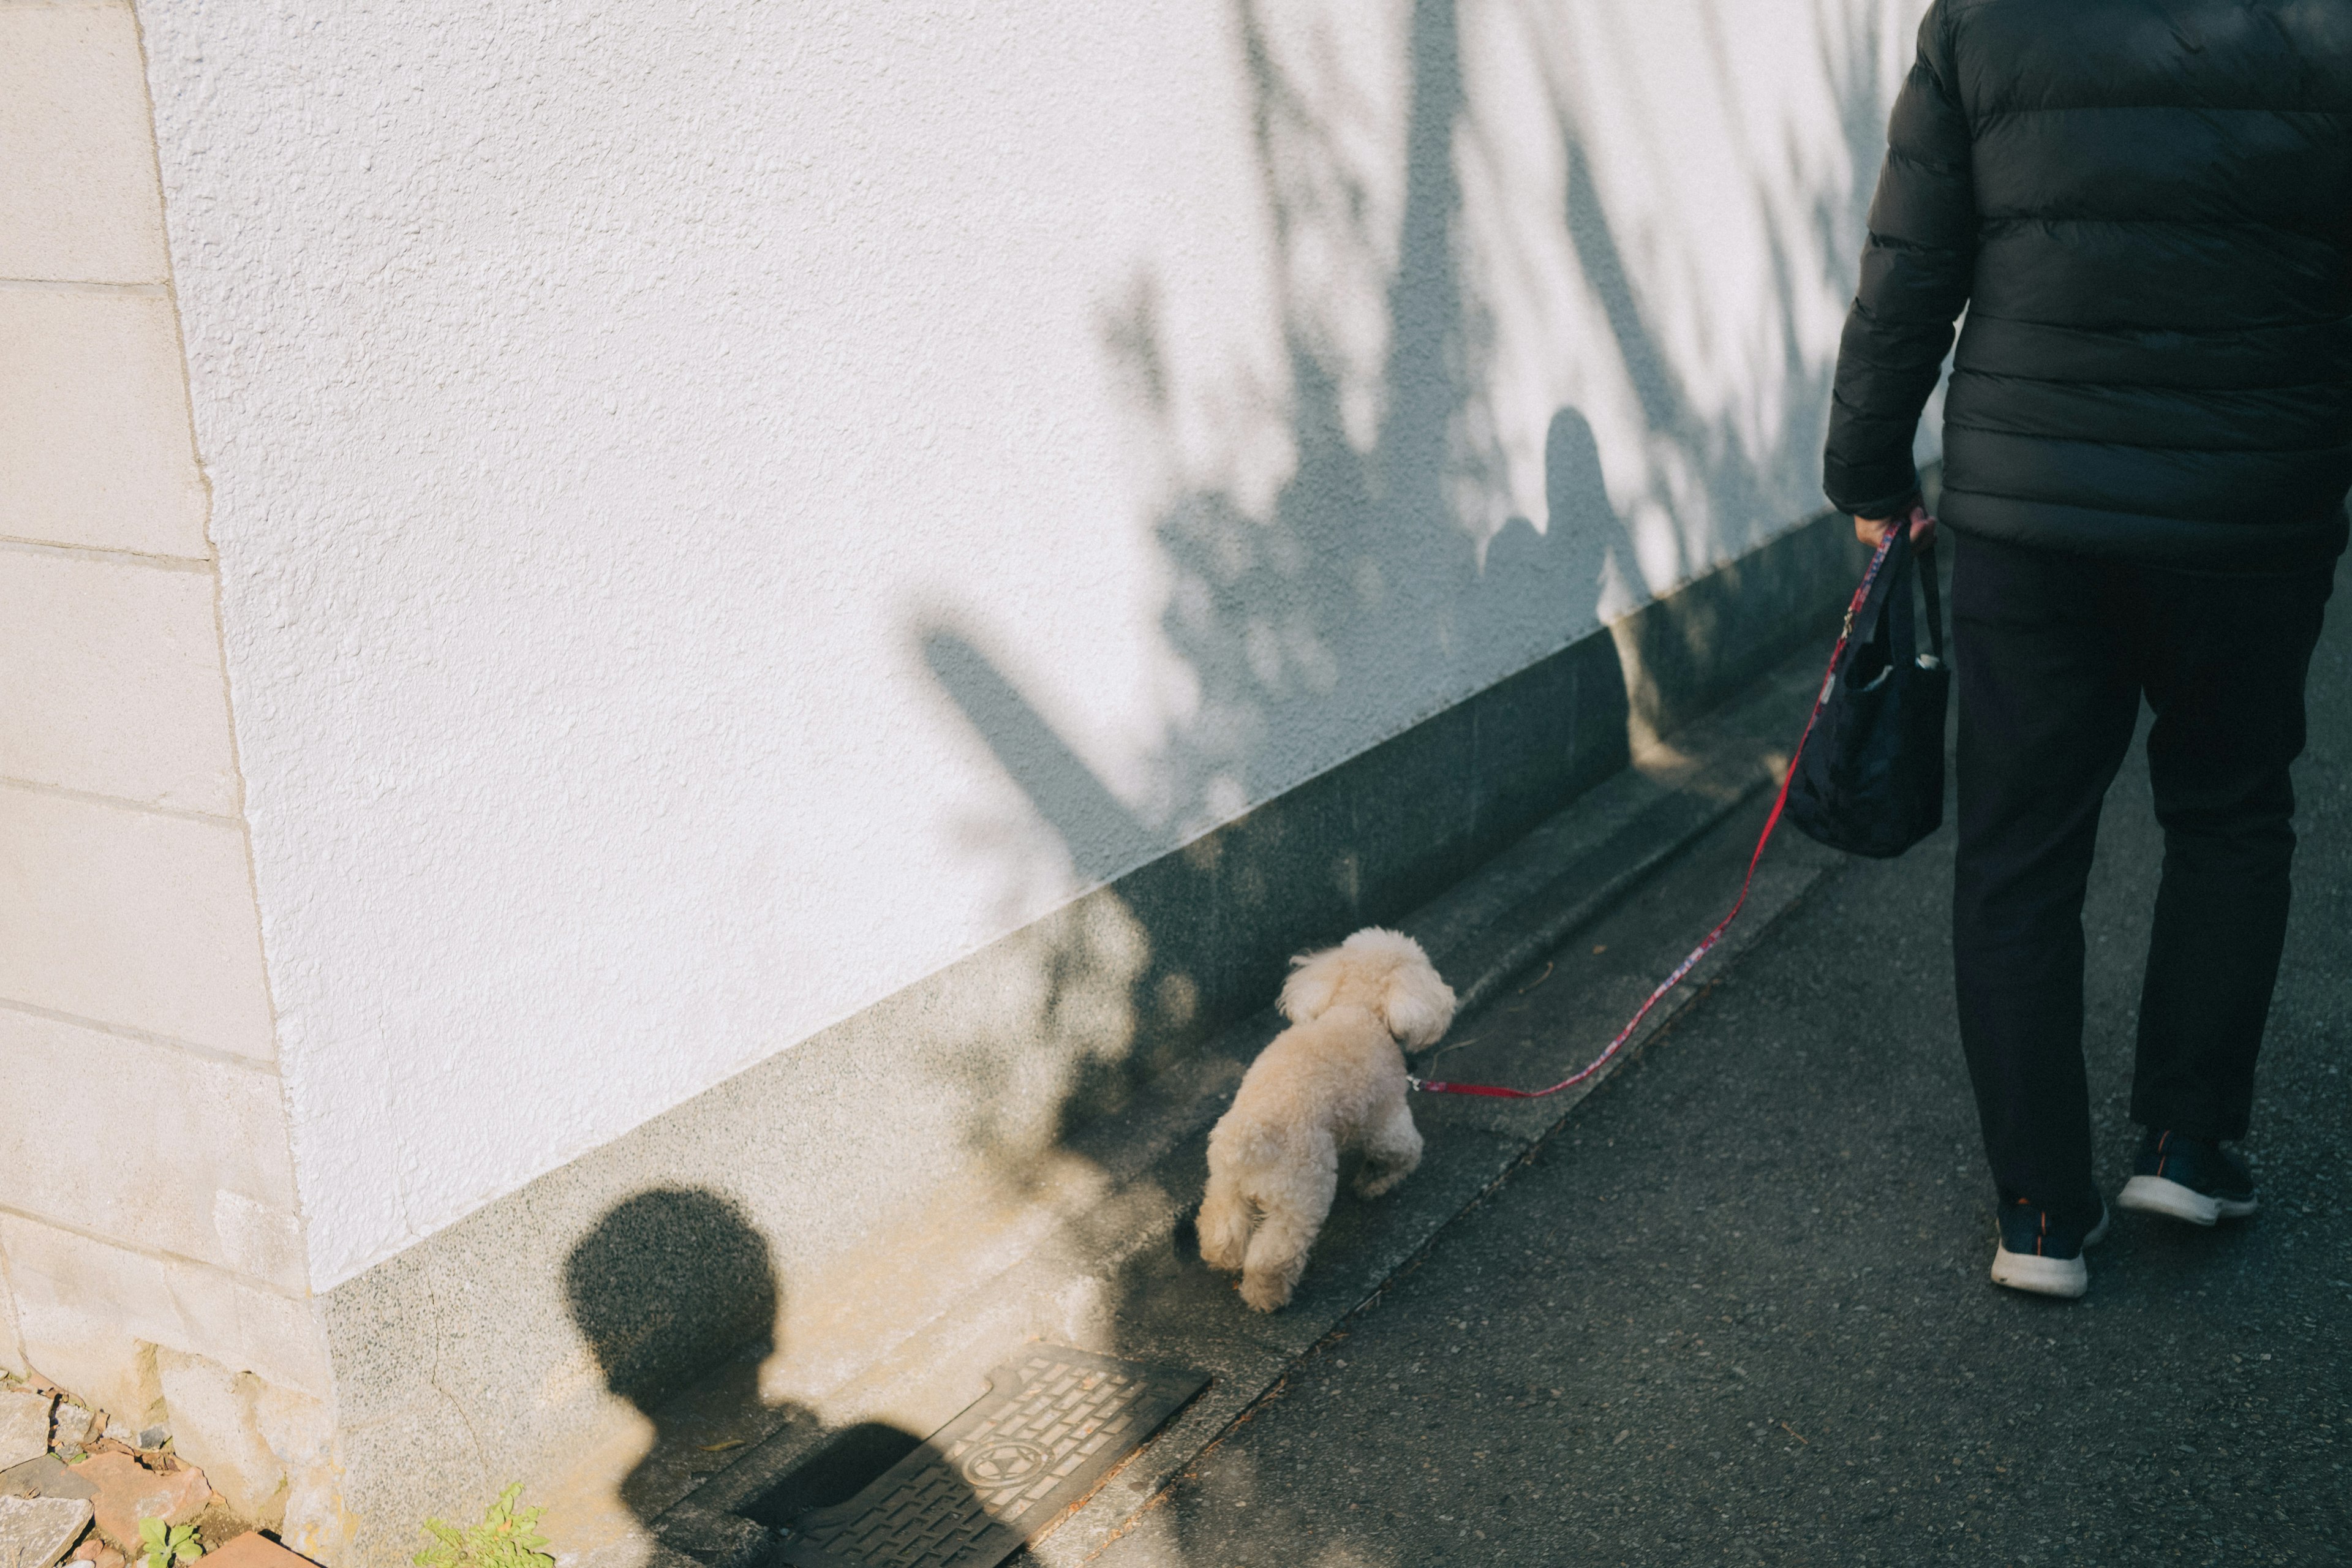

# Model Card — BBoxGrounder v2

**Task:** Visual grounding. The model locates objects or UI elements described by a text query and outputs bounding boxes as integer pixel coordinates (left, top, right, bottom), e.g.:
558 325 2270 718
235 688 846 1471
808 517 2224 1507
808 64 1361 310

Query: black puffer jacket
1826 0 2352 570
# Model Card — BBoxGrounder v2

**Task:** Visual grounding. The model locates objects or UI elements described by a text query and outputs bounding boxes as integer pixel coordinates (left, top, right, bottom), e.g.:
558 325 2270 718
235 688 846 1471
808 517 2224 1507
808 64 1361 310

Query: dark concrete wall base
315 507 1869 1567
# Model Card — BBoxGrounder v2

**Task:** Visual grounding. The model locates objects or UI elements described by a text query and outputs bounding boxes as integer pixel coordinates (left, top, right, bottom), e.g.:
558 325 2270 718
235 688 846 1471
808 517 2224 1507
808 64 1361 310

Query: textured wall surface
132 0 1934 1291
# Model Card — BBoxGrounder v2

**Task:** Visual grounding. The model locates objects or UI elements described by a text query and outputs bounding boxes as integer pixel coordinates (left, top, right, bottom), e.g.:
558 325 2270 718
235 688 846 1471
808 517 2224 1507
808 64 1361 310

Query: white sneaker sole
1990 1249 2087 1297
2117 1174 2258 1227
1989 1205 2108 1299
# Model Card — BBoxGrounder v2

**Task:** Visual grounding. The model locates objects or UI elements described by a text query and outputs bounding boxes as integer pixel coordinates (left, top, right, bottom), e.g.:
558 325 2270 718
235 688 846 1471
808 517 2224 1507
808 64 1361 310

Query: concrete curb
644 639 1849 1568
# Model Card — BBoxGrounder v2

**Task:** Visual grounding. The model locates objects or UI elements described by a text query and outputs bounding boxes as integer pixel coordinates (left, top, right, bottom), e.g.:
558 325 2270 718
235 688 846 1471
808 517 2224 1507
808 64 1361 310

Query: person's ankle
2134 1124 2236 1148
1997 1185 2103 1231
2119 1129 2258 1224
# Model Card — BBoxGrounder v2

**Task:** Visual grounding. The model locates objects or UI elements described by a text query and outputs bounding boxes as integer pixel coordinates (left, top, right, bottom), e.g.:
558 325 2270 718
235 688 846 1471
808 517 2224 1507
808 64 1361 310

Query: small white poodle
1199 928 1456 1311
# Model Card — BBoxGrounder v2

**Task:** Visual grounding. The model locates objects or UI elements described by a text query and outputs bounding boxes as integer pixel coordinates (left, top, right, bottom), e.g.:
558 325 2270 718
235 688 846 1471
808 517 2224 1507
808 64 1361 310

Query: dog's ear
1379 957 1457 1049
1279 946 1346 1023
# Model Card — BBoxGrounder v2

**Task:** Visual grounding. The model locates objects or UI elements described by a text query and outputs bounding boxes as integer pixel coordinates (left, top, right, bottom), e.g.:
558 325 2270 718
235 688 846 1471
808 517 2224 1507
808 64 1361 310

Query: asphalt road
1084 559 2352 1568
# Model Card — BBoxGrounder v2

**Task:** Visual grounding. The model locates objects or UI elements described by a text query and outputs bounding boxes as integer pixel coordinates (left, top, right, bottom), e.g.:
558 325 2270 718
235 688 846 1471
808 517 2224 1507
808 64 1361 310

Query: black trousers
1950 534 2335 1219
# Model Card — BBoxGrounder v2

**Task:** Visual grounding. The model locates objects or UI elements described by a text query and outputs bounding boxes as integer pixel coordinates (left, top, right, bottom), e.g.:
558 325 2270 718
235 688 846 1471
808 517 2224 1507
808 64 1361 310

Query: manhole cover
778 1347 1207 1568
957 1440 1050 1488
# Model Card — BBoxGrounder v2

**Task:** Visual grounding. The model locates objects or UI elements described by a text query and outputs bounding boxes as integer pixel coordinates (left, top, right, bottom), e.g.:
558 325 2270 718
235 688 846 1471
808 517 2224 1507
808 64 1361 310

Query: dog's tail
1206 1109 1296 1175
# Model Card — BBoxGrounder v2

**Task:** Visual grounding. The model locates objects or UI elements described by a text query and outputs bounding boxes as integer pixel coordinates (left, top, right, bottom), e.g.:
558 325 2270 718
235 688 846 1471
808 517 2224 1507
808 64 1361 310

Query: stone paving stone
200 1531 317 1568
67 1456 207 1552
47 1411 93 1455
0 1393 53 1472
0 1457 96 1505
0 1495 94 1568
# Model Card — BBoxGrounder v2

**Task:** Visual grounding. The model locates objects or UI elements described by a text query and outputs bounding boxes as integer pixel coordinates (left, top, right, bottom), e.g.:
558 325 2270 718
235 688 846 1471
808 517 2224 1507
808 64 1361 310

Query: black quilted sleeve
1824 1 1977 520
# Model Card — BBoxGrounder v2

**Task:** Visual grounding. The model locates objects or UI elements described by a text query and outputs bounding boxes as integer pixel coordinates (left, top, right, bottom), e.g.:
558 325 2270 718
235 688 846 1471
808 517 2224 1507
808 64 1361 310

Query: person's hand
1856 501 1936 549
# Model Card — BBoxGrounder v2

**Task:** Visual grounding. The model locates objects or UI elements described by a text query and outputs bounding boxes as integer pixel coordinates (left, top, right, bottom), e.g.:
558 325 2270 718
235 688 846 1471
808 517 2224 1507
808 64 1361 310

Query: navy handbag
1785 524 1950 858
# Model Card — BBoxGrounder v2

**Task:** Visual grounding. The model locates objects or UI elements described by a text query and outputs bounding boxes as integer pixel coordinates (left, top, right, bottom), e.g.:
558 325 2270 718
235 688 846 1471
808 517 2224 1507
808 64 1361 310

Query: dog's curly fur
1198 928 1455 1310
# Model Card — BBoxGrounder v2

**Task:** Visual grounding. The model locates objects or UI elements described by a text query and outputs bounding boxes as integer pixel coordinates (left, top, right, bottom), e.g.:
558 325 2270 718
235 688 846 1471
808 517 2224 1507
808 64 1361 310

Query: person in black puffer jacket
1825 0 2352 1298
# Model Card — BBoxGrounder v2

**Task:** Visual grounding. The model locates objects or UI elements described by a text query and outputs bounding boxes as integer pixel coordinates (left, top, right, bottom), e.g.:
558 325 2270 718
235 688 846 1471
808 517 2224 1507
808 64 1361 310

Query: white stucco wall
133 0 1931 1291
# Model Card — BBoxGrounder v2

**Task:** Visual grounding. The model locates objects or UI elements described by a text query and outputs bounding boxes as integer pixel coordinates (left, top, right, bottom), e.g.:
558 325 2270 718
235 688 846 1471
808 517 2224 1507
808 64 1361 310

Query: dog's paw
1238 1272 1292 1313
1196 1208 1252 1272
1199 1237 1245 1273
1354 1169 1408 1199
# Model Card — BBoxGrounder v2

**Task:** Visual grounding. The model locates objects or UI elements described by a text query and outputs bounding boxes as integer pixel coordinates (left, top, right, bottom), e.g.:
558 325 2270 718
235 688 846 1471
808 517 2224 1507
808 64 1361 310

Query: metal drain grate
777 1347 1206 1568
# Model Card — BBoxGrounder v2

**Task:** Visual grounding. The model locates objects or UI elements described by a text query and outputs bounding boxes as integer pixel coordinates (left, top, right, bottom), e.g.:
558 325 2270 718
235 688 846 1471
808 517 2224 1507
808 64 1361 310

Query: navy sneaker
2118 1129 2258 1226
1990 1196 2110 1298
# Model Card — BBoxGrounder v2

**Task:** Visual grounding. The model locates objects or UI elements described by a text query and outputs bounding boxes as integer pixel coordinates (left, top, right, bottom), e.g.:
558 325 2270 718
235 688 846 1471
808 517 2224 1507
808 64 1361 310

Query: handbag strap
1852 519 1917 668
1918 535 1945 663
1868 526 1945 669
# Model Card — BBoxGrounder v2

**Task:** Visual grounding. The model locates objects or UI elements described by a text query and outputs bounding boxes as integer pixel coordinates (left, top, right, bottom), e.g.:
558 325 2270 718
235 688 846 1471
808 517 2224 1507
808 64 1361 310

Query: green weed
137 1517 203 1568
412 1484 555 1568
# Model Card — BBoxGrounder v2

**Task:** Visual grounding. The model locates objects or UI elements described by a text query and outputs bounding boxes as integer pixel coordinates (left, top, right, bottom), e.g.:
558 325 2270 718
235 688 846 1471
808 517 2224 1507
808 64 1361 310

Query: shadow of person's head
564 1188 962 1542
1545 405 1620 541
564 1186 778 1414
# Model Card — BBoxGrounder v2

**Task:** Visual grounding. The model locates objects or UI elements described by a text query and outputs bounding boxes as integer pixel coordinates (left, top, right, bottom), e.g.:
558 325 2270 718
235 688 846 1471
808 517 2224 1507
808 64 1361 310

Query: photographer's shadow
564 1188 961 1560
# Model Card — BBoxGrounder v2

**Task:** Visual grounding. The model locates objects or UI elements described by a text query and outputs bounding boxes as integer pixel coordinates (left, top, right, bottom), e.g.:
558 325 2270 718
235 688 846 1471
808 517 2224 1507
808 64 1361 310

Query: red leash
1411 527 1902 1101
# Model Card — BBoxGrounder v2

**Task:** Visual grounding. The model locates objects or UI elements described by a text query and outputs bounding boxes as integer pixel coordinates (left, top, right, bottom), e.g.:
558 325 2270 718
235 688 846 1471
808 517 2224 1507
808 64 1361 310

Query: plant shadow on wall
913 0 1898 1203
564 1188 984 1550
916 0 1616 1182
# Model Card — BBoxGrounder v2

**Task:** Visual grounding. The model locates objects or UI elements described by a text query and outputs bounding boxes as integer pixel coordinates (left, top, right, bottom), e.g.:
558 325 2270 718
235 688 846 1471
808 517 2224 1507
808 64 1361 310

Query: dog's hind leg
1353 1091 1423 1199
1238 1140 1338 1312
1196 1166 1254 1273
